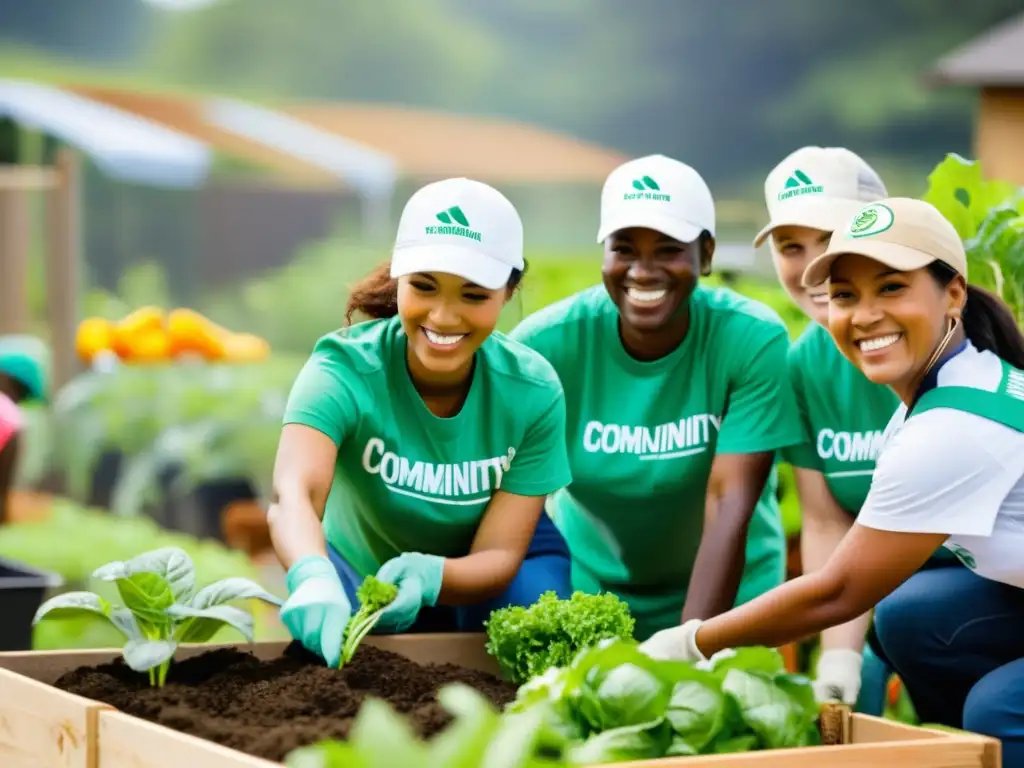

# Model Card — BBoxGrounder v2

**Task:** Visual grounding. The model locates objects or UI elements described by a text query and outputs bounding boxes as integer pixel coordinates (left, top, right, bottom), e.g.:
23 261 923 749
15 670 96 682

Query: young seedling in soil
33 546 283 687
340 576 398 666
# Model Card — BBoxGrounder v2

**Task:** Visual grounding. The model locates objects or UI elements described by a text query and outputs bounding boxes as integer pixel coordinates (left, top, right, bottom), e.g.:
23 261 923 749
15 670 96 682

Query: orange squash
223 332 271 363
167 308 229 361
112 306 165 358
75 317 116 363
121 327 172 364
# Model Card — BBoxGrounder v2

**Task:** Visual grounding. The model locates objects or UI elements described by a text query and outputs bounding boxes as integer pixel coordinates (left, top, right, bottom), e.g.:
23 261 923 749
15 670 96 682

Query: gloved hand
373 552 445 633
280 555 352 667
812 648 864 706
638 619 709 663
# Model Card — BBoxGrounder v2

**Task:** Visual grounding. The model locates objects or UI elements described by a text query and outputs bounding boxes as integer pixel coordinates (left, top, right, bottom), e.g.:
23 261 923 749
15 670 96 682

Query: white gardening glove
638 619 708 663
812 649 864 706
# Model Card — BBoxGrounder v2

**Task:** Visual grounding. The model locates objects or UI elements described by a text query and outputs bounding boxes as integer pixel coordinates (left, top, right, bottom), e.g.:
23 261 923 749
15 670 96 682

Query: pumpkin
167 308 229 361
75 317 116 363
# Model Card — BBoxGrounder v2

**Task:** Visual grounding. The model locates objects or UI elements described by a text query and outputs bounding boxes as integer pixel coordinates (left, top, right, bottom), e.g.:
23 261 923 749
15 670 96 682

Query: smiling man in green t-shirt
512 154 804 640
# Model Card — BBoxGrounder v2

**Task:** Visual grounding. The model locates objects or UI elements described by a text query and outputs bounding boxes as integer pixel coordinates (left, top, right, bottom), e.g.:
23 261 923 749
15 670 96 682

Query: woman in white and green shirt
512 154 804 641
641 197 1024 762
754 147 960 714
270 177 573 666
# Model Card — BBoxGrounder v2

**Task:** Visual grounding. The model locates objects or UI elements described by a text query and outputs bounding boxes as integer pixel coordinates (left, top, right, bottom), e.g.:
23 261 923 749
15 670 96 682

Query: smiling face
602 226 709 337
827 253 966 399
770 225 833 326
397 271 508 386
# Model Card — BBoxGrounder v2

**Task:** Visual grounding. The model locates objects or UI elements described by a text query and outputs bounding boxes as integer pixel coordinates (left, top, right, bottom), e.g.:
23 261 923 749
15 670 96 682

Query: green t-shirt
510 284 804 638
783 323 900 514
282 315 573 577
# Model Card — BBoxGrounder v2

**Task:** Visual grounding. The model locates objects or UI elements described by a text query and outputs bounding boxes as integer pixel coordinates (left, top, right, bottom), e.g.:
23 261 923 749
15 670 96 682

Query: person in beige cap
639 196 1024 760
755 147 960 714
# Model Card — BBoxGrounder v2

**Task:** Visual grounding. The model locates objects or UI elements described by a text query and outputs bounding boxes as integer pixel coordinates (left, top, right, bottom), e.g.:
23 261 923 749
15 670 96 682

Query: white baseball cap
802 197 968 288
390 177 524 290
596 154 715 244
753 146 888 248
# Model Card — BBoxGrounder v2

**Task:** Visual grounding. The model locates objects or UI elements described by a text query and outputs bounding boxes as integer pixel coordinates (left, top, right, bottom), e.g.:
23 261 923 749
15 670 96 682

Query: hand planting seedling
32 546 283 686
339 575 398 666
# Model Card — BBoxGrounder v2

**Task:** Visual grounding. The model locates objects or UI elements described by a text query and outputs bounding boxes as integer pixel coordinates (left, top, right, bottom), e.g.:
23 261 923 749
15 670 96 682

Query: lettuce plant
484 590 636 685
285 683 558 768
33 546 283 686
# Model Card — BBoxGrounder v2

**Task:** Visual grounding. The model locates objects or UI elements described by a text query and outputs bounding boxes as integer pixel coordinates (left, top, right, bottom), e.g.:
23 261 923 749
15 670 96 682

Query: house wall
977 87 1024 184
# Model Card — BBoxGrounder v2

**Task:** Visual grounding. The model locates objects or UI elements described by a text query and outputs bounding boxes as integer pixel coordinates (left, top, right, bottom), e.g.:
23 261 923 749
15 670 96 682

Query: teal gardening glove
280 555 352 667
374 552 445 633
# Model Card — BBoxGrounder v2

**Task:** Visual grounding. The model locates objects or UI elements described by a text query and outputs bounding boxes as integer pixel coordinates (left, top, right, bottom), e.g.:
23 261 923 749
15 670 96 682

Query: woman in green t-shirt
270 177 574 666
753 146 957 713
511 154 804 641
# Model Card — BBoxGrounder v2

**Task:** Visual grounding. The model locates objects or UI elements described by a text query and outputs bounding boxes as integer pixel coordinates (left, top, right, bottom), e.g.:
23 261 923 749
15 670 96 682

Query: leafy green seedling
340 576 398 666
32 546 283 687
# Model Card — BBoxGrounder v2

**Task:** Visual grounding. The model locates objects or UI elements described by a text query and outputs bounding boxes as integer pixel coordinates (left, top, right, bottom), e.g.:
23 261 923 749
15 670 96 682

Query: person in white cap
269 177 574 666
639 197 1024 762
510 154 804 641
755 147 959 714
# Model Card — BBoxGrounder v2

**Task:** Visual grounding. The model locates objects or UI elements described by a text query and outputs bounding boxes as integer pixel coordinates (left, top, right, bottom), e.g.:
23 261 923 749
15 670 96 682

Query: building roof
926 12 1024 87
0 79 210 188
285 101 628 184
67 85 345 188
68 84 627 187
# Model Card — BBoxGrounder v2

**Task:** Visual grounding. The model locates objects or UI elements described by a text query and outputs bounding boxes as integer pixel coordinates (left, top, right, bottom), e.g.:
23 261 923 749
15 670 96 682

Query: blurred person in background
755 147 960 715
268 177 574 667
640 197 1024 763
0 336 49 524
511 154 803 641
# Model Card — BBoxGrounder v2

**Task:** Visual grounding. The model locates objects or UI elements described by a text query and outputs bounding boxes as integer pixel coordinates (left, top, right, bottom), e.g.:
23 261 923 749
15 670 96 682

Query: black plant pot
0 556 63 651
176 477 258 543
88 448 124 509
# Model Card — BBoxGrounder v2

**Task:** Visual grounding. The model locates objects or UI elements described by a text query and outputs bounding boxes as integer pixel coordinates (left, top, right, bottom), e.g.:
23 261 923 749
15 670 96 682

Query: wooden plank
0 166 58 190
0 666 111 768
607 737 990 768
0 634 500 684
99 713 276 768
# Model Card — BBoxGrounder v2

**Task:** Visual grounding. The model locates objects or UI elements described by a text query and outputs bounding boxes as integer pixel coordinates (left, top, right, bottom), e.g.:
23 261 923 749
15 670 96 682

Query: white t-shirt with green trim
857 343 1024 588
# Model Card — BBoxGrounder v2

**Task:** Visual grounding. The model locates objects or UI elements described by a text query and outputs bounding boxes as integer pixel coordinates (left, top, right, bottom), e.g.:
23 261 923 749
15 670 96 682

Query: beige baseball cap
753 146 888 248
801 197 968 288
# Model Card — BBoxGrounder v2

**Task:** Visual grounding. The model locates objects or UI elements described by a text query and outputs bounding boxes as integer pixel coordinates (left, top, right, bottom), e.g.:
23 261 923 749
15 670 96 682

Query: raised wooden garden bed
0 635 1002 768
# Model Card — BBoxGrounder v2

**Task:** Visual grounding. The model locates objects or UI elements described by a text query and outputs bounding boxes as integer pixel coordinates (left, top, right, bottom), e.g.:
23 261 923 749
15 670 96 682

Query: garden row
0 546 1001 768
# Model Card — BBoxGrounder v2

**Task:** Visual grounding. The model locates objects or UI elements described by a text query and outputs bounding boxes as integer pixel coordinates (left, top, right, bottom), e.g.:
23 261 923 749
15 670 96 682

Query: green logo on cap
624 176 670 202
848 203 894 238
425 206 482 241
948 544 976 570
777 169 824 201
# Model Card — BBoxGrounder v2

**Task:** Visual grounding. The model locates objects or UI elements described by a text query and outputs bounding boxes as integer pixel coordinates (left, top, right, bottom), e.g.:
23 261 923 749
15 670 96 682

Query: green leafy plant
922 152 1024 324
284 683 562 768
505 638 820 763
340 576 398 666
484 590 636 686
32 546 283 686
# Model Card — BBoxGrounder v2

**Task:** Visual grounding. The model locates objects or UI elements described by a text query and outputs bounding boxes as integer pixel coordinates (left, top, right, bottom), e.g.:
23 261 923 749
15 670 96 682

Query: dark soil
53 641 518 762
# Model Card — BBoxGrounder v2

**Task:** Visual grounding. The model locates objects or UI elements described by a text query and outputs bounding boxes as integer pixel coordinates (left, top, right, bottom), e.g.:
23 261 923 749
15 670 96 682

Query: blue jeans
857 548 962 716
873 566 1024 766
325 513 573 633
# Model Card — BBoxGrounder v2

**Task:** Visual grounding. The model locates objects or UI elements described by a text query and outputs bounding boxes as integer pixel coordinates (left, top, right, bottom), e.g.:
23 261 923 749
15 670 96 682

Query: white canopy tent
0 79 212 188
